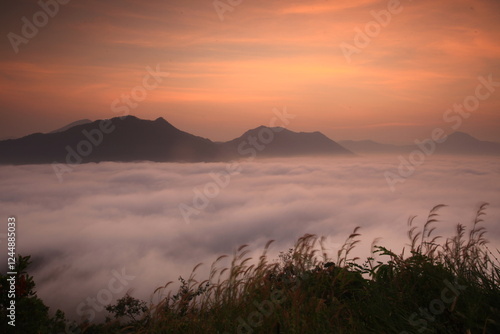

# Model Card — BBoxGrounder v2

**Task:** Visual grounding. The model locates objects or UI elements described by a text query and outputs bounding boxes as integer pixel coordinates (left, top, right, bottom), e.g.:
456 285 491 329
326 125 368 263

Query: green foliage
105 294 148 324
136 204 500 333
4 204 500 333
0 255 67 334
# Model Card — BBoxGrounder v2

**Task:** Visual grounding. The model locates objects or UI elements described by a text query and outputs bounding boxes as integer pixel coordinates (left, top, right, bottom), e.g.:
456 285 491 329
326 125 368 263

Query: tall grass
101 204 500 333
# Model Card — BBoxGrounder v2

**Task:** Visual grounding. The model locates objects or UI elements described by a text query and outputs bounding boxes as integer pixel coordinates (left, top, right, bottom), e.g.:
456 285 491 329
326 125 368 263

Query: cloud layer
0 156 499 322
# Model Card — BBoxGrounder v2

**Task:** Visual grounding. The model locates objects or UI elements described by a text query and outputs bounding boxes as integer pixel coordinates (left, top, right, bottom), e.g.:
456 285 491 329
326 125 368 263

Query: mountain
1 116 496 165
0 116 218 164
219 126 353 158
50 119 93 133
0 116 352 165
436 131 500 155
339 139 403 155
341 132 500 156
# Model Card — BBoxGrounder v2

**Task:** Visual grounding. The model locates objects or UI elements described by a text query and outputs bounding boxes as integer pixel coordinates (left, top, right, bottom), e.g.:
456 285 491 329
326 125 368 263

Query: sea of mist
0 155 499 322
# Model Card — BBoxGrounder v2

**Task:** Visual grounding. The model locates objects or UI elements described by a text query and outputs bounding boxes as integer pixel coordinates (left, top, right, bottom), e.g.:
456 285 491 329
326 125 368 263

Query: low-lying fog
1 155 499 322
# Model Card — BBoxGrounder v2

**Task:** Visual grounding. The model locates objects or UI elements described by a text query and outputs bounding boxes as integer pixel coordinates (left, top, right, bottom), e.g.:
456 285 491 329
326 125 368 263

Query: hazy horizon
2 114 500 147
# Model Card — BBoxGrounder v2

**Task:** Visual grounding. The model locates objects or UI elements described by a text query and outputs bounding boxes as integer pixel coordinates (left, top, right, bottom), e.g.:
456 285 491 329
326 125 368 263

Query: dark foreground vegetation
1 204 499 333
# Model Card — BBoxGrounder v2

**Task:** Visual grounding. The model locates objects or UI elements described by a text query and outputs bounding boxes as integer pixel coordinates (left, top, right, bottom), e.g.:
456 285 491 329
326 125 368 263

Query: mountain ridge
1 117 497 165
218 125 352 159
0 116 353 165
50 119 93 134
340 131 500 156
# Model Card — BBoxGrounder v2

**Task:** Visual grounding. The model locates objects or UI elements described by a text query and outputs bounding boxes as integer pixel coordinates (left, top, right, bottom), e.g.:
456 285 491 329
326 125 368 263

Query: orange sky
1 0 500 144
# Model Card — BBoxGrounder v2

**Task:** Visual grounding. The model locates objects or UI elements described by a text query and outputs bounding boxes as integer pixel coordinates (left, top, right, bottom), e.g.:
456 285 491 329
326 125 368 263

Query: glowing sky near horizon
1 0 500 143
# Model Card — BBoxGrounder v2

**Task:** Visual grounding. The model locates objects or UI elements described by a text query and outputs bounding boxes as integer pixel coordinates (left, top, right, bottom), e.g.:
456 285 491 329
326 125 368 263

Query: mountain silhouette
340 132 500 156
219 126 352 158
339 139 402 155
3 116 494 165
0 116 218 164
0 116 352 165
436 131 500 155
50 119 92 134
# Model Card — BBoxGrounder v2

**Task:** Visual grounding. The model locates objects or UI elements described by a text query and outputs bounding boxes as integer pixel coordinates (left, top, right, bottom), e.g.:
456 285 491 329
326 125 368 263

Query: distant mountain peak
120 115 140 121
448 131 476 139
50 119 92 134
247 125 281 132
220 125 353 157
435 131 499 155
